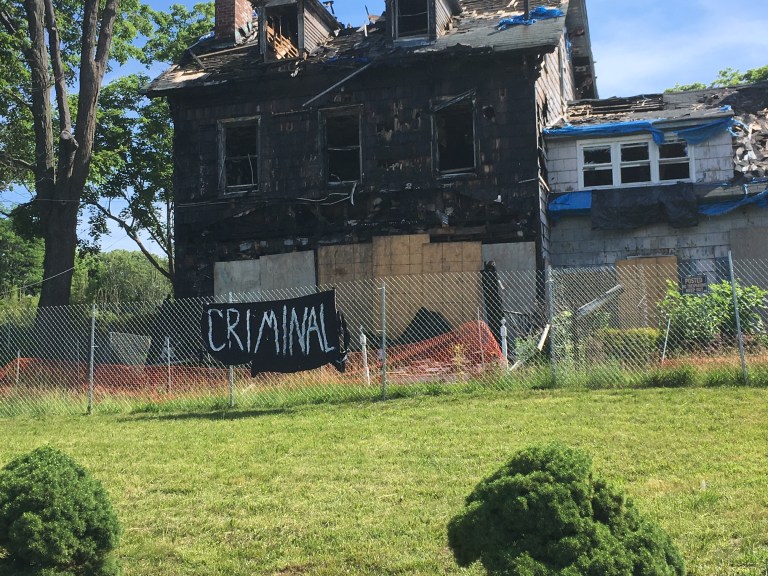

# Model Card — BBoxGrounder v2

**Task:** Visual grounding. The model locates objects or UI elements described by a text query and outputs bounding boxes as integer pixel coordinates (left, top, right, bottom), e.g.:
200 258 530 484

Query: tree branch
0 9 18 34
0 151 35 172
42 0 70 133
0 86 32 112
43 0 75 185
88 202 172 281
21 0 55 204
95 0 119 73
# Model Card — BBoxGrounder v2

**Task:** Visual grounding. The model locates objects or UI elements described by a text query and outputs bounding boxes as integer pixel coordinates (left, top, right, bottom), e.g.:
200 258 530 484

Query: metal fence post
477 307 486 371
88 304 96 415
360 326 371 387
165 335 172 394
546 266 557 386
15 349 20 388
728 251 749 385
500 318 509 370
380 281 387 400
228 292 235 408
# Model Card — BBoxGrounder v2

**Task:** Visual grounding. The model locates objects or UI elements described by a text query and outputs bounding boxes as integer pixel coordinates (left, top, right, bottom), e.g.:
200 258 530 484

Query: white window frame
576 135 695 190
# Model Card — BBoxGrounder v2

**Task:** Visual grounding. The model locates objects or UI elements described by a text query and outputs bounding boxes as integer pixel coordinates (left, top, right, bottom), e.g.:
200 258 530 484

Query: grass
1 387 767 575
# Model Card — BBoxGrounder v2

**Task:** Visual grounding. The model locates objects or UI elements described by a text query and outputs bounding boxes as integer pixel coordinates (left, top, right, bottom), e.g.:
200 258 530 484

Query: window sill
584 179 692 190
438 170 477 181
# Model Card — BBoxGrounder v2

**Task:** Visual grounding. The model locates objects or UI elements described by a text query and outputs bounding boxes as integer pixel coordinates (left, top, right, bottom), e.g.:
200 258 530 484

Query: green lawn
1 387 767 575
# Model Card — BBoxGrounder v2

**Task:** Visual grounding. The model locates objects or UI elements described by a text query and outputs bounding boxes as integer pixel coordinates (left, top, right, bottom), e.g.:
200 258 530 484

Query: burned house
147 0 597 299
544 82 768 279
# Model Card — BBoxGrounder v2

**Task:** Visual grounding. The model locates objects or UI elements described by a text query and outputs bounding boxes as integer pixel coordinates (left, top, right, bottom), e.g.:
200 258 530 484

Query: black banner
201 290 349 374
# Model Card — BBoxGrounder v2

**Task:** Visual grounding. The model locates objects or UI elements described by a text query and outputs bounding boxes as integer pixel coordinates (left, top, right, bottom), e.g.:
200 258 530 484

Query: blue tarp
698 187 768 216
675 117 740 145
544 121 667 145
545 116 738 146
548 191 592 215
497 7 564 29
550 186 768 219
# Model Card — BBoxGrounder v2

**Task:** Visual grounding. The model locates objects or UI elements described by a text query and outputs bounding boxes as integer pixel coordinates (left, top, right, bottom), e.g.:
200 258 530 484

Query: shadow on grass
120 407 292 422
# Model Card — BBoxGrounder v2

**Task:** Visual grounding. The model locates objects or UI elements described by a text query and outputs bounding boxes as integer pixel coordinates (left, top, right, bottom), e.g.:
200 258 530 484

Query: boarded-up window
324 112 361 183
436 98 475 174
265 5 299 60
398 0 429 37
221 121 259 192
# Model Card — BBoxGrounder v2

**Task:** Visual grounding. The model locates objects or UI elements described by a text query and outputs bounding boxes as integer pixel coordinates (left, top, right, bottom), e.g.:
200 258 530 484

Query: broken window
658 140 690 181
324 112 361 183
435 97 475 174
582 145 613 187
397 0 429 37
265 4 299 60
619 142 651 183
221 120 259 192
578 137 692 189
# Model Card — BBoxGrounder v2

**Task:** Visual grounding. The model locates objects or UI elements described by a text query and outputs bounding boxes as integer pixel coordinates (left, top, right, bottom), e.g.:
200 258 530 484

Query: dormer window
389 0 459 42
265 3 299 60
397 0 429 38
578 136 693 189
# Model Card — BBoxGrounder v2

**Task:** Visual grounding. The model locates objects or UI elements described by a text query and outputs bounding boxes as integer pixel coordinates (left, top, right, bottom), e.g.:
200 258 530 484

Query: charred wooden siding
170 53 542 297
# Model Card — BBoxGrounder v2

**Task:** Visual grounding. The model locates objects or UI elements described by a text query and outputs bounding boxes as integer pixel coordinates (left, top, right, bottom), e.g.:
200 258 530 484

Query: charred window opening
398 0 429 37
265 5 299 60
324 112 361 183
436 98 476 174
221 121 259 192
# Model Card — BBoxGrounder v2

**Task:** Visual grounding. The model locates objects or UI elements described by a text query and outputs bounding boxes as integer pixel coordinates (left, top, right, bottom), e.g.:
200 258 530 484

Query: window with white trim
578 136 693 189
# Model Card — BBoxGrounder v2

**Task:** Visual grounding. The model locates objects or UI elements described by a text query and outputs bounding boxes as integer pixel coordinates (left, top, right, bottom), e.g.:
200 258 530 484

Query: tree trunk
38 200 79 307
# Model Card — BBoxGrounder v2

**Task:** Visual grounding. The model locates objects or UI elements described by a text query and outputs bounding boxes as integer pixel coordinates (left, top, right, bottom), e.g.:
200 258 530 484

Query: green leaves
447 442 685 576
0 446 121 576
659 280 768 351
668 64 768 91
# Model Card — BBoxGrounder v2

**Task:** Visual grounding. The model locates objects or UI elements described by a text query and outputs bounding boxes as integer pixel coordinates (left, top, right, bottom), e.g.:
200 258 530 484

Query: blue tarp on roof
544 114 740 146
544 121 667 144
675 117 740 145
497 7 564 29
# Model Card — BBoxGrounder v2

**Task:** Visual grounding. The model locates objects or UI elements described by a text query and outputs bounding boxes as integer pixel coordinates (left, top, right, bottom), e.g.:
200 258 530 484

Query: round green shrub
0 446 121 576
447 443 684 576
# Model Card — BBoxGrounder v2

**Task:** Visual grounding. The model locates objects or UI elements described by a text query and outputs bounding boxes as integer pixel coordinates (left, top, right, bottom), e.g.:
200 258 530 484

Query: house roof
545 82 768 183
549 83 768 128
146 0 592 96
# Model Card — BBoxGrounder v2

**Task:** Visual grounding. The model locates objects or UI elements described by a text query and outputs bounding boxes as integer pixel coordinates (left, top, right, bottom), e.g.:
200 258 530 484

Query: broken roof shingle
146 0 580 96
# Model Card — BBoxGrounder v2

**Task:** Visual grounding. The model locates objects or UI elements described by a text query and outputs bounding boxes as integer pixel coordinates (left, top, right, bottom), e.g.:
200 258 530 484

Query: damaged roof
146 0 593 96
547 82 768 181
550 83 768 128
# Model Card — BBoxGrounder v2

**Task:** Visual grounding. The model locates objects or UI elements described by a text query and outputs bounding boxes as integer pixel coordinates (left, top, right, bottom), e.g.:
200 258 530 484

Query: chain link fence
2 257 767 416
